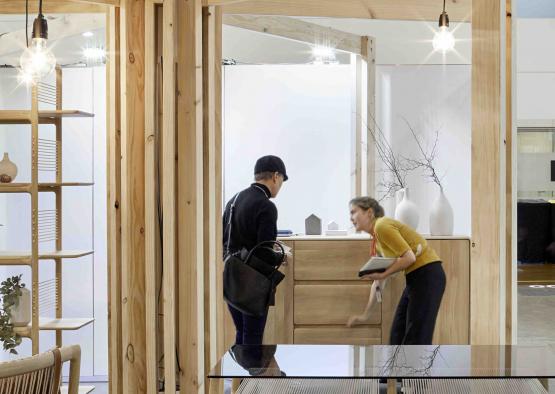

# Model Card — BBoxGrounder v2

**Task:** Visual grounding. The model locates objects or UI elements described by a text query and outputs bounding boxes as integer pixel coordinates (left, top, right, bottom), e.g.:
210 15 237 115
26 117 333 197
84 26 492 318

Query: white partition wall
375 65 472 235
0 67 108 377
224 65 353 234
223 63 472 236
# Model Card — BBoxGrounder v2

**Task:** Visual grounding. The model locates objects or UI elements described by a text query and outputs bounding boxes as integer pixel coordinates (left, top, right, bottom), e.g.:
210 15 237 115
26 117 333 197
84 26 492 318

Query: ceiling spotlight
83 46 106 65
432 0 455 53
19 0 56 83
82 31 94 37
312 45 337 65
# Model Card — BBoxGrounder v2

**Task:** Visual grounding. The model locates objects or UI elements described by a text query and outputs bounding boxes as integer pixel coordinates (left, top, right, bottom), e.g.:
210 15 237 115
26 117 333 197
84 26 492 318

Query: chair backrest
0 345 81 394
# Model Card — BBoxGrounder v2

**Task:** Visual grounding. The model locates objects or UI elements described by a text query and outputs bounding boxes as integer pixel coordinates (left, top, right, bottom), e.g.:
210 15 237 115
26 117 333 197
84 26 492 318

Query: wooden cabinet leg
231 378 241 393
208 378 223 394
387 378 397 394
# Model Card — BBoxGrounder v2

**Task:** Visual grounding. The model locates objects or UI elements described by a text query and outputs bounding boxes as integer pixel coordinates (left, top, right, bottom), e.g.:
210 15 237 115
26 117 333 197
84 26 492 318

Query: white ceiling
223 17 472 66
0 14 106 67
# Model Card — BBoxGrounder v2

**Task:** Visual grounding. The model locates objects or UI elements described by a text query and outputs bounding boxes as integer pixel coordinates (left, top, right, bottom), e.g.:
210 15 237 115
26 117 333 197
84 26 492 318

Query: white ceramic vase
394 188 419 230
10 287 31 327
429 187 454 236
0 153 17 183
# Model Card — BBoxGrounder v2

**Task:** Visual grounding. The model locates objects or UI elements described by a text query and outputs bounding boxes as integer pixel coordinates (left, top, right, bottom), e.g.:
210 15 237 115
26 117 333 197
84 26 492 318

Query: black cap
254 155 288 181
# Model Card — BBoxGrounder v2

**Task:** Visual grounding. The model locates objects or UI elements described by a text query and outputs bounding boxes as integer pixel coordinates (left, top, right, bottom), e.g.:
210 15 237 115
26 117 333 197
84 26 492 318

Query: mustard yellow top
374 217 440 275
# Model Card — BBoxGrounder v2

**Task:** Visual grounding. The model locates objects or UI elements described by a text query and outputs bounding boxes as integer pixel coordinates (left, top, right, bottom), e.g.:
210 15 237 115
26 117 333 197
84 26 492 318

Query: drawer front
294 284 381 325
294 326 381 345
294 240 371 280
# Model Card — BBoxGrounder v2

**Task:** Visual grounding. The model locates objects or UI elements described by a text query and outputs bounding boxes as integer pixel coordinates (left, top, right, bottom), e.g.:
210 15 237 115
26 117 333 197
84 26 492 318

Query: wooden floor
518 264 555 284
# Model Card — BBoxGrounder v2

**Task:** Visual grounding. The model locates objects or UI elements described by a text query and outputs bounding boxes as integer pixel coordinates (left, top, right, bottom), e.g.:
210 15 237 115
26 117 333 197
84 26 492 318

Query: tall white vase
394 188 419 230
430 187 454 236
10 287 31 327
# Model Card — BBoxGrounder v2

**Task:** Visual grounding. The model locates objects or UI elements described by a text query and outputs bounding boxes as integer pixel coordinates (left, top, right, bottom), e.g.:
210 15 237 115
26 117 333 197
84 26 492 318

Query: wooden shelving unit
0 67 95 393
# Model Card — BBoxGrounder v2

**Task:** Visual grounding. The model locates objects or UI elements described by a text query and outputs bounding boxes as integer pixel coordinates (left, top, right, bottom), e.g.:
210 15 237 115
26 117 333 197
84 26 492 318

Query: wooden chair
0 345 81 394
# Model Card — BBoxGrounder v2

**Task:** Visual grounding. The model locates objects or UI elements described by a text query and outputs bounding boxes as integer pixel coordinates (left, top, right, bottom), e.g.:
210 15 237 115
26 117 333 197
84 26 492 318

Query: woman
347 197 446 345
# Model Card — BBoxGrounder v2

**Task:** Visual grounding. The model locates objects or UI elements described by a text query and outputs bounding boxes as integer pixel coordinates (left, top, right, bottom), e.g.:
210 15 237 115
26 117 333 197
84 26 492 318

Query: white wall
224 65 353 233
517 19 555 120
0 67 107 377
375 65 471 236
516 19 555 198
223 64 472 236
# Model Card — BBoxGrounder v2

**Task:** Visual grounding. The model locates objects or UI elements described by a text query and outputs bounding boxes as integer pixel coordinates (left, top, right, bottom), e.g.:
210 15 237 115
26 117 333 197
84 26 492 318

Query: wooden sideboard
262 236 470 345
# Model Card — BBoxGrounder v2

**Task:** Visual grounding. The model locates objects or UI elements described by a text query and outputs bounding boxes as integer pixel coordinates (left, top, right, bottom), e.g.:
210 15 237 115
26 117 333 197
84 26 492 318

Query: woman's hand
347 314 368 327
360 272 386 281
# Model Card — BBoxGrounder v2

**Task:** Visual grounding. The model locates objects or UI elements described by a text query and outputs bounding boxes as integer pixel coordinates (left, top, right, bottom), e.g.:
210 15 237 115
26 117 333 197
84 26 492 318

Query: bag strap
225 192 241 257
245 240 285 270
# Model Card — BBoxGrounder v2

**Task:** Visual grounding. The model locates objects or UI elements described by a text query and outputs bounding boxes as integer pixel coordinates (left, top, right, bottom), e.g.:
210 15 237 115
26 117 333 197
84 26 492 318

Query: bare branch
400 117 443 189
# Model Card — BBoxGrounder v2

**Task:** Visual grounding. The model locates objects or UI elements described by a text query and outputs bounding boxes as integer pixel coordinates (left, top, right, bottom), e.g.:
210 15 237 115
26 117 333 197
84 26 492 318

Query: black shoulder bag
223 192 285 317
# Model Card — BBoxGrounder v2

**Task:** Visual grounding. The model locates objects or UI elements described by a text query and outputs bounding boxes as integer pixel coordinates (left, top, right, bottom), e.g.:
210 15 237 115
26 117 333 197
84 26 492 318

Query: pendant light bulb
19 6 56 82
432 0 455 53
433 26 455 52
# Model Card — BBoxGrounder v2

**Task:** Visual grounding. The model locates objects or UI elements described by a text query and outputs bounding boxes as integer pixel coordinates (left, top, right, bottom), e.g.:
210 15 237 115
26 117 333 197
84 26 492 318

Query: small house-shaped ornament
305 214 322 235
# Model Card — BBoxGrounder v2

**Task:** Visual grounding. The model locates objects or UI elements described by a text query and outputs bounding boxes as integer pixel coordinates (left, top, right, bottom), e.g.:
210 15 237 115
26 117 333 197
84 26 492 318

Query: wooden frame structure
0 69 95 392
0 0 512 393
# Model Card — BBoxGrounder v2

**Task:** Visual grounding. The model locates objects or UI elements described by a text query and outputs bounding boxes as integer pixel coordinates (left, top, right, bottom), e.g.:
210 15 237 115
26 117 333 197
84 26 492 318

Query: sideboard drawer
294 240 371 280
294 284 381 325
294 326 381 345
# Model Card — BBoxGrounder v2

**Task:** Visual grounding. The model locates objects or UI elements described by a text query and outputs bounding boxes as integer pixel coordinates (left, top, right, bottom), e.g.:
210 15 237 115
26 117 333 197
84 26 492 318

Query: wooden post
202 5 218 386
176 0 205 391
30 84 39 356
213 6 226 362
144 0 160 392
120 0 147 392
505 0 514 345
364 36 376 197
107 6 123 394
161 0 178 392
471 0 502 344
353 54 362 198
55 66 63 348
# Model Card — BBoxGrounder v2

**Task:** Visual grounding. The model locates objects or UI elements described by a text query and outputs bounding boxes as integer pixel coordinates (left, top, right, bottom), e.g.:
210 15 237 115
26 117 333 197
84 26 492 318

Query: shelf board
0 110 94 124
60 385 95 394
39 317 95 330
14 318 95 336
0 249 94 265
0 251 32 264
0 183 31 193
40 250 94 259
0 182 93 193
39 182 94 191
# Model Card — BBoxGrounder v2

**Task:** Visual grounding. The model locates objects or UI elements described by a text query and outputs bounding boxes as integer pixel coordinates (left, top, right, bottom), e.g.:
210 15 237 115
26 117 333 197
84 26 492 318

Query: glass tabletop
208 344 555 379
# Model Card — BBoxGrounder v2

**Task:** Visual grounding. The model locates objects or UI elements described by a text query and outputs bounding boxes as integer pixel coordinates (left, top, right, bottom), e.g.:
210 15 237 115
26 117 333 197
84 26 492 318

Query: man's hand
281 251 292 266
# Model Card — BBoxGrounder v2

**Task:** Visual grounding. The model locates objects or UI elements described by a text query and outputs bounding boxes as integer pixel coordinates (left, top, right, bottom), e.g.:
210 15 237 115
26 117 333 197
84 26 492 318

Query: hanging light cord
443 0 446 13
25 0 29 47
39 0 43 16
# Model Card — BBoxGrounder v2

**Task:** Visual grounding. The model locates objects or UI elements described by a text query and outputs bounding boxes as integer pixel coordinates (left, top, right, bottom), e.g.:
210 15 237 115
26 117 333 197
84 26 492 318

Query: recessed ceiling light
82 31 94 37
83 46 106 64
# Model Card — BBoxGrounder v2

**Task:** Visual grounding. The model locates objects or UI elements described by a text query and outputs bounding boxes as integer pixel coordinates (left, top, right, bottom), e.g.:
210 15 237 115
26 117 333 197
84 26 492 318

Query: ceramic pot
430 187 454 236
394 188 419 230
10 287 31 327
0 153 17 183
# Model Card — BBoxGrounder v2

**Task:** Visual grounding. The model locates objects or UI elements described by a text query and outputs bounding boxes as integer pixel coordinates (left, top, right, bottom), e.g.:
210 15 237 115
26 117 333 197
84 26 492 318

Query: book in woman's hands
358 257 396 277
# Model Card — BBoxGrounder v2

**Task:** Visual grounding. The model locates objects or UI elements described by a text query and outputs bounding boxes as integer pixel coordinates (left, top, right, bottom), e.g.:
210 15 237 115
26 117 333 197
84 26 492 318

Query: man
223 155 288 345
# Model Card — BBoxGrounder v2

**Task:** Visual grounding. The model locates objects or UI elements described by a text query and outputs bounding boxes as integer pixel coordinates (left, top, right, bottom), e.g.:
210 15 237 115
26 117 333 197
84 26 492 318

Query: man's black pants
390 261 446 345
228 303 268 345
